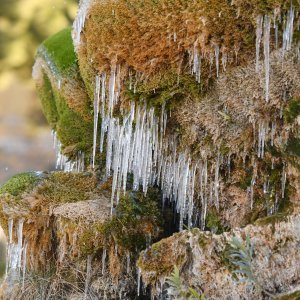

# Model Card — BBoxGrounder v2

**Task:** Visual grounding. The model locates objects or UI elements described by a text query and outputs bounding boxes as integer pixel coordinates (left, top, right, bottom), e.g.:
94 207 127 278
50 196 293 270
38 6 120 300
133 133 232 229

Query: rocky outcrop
0 0 300 299
0 172 162 299
138 213 300 299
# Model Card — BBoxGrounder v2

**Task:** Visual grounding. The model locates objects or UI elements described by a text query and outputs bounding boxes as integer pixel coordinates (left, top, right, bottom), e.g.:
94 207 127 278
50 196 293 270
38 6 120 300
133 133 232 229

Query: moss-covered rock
33 28 93 160
0 172 41 197
275 290 300 300
139 213 300 299
0 172 164 298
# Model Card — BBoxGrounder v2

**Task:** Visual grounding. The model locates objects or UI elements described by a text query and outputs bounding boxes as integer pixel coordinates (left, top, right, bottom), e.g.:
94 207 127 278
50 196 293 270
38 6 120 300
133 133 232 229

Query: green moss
36 172 97 204
101 191 162 252
0 172 41 197
284 98 300 124
38 73 58 128
198 234 210 248
254 213 289 230
36 28 94 159
79 189 162 255
126 71 202 115
238 170 252 190
286 137 300 157
206 209 228 234
275 290 300 300
42 28 77 73
54 89 93 155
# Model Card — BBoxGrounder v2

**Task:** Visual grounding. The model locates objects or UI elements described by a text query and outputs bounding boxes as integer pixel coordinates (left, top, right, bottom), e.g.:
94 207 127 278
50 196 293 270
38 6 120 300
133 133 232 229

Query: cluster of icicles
255 7 296 102
189 6 297 101
5 219 27 290
66 5 299 230
91 67 221 230
52 130 85 172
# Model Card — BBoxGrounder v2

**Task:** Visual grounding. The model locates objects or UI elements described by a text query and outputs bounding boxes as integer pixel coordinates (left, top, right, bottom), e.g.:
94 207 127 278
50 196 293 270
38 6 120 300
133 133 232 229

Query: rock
138 213 300 299
0 172 162 299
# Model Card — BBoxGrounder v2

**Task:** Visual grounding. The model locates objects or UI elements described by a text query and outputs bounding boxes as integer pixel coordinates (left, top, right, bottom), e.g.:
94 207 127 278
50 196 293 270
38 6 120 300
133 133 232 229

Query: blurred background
0 0 78 280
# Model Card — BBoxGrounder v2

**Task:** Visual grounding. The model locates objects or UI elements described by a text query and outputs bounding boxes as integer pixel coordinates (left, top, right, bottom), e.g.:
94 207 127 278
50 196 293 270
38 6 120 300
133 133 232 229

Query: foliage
166 266 205 300
228 235 258 287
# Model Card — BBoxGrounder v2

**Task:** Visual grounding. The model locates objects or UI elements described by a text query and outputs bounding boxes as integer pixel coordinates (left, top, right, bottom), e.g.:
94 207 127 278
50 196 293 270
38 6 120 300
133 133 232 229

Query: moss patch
42 27 77 73
79 189 162 256
0 172 41 197
137 231 187 282
36 172 97 204
275 290 300 300
38 73 58 128
206 209 228 234
284 97 300 124
286 138 300 157
254 213 289 231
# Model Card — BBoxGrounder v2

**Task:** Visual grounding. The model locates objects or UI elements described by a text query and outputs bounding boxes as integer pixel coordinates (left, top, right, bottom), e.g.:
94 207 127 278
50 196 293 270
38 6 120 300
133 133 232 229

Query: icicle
84 255 93 300
271 122 276 146
100 73 107 153
255 15 263 72
214 152 220 210
6 219 14 275
126 252 130 274
250 160 257 210
108 65 116 117
258 121 267 158
281 164 287 199
92 75 101 169
72 0 90 49
282 6 295 59
17 219 24 270
137 268 141 296
192 46 201 83
263 15 271 102
222 52 227 72
274 16 279 50
22 241 28 291
102 248 106 275
215 45 220 77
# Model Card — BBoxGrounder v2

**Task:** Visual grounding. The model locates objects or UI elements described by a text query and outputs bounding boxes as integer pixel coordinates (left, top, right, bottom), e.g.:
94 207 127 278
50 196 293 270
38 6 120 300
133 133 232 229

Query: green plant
228 235 274 298
228 235 257 286
166 266 205 300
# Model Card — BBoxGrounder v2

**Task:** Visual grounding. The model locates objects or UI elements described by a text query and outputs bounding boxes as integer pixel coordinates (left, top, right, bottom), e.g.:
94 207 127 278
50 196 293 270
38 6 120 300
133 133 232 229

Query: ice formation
255 7 296 102
263 15 271 102
255 15 263 72
5 219 27 284
84 255 93 300
72 0 91 49
64 4 298 230
282 6 295 58
92 67 231 229
52 130 85 172
190 46 201 83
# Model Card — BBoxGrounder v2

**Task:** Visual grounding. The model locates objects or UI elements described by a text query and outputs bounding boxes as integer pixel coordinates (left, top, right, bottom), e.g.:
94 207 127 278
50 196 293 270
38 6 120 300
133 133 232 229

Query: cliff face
0 0 300 299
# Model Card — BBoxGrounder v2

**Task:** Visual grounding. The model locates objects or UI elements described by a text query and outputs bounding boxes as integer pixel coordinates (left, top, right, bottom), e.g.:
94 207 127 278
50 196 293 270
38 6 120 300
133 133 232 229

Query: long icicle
263 15 271 102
